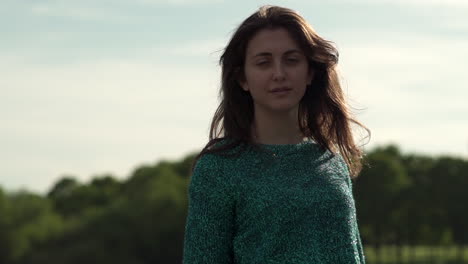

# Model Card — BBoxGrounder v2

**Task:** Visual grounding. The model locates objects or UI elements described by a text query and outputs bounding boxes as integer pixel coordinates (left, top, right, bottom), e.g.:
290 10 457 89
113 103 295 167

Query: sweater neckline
254 138 317 155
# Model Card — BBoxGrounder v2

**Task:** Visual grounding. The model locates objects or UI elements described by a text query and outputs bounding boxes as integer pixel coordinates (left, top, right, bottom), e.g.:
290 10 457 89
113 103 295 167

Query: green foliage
355 145 412 245
47 174 122 219
353 146 468 263
0 186 13 263
47 176 79 199
2 191 64 262
15 154 193 263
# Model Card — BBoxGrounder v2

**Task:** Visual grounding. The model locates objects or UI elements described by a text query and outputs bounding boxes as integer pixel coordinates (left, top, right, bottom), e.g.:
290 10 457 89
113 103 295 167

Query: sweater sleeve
347 173 367 264
341 156 367 264
332 154 367 263
182 154 235 264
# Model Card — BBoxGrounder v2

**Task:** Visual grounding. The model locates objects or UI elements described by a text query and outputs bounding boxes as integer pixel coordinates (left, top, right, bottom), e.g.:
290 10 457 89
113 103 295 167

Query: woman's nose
272 61 286 81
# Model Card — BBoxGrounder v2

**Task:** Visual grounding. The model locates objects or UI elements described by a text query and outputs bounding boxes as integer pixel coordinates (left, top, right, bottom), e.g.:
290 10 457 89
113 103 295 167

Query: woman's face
239 27 313 114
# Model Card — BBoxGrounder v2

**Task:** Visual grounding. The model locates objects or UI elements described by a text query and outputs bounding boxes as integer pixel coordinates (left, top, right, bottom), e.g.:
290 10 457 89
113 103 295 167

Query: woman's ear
238 80 249 91
237 72 249 91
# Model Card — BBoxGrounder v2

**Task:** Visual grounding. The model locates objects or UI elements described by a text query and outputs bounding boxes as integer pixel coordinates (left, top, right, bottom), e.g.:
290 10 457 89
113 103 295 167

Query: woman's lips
270 87 292 95
271 87 291 92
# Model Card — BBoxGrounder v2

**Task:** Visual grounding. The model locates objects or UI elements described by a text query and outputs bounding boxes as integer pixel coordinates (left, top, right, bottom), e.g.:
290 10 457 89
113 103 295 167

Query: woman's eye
256 61 268 66
286 57 299 63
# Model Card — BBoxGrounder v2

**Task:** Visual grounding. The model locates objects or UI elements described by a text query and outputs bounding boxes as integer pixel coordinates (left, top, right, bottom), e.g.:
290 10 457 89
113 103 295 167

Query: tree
354 145 411 261
0 186 13 263
429 156 468 260
6 190 63 262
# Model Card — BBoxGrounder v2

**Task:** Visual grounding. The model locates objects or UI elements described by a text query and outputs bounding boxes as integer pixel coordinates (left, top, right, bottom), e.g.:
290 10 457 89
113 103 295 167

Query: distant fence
364 245 468 264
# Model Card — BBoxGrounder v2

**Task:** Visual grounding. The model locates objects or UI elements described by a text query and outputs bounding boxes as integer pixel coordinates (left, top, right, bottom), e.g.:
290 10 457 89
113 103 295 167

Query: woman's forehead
245 28 303 57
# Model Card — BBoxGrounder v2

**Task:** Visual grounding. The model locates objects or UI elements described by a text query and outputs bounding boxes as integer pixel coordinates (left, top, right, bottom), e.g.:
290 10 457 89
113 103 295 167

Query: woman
183 5 370 264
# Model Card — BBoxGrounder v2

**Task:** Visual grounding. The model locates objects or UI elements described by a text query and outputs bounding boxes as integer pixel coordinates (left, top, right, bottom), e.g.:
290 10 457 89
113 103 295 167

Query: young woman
183 5 370 264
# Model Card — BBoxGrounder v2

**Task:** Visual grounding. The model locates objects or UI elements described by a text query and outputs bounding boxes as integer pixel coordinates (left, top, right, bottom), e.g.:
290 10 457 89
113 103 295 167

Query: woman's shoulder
193 151 222 172
204 137 250 158
307 144 350 176
194 138 239 167
191 140 244 191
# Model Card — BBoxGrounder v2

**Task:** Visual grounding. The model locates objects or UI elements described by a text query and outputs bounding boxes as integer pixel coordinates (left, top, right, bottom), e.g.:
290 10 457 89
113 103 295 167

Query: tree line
0 144 467 263
354 145 468 262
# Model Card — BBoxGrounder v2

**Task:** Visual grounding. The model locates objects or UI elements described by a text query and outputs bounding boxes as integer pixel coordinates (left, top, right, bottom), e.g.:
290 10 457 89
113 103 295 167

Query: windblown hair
191 5 370 178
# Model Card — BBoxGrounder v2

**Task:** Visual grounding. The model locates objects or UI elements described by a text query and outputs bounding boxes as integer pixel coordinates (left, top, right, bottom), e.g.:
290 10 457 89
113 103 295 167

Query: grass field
363 245 468 264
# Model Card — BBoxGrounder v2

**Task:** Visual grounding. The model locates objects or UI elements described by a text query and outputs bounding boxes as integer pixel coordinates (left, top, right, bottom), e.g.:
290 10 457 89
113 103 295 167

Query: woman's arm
182 154 235 264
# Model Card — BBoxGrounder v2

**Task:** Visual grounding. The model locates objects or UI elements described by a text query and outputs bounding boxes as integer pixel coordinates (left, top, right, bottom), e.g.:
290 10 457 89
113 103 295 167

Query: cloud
29 3 131 22
331 0 468 7
163 39 227 57
338 32 467 104
135 0 224 4
0 58 221 193
27 0 226 21
335 32 468 157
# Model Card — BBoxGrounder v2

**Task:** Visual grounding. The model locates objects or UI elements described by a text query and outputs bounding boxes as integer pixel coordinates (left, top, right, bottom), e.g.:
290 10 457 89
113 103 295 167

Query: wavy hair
191 5 370 178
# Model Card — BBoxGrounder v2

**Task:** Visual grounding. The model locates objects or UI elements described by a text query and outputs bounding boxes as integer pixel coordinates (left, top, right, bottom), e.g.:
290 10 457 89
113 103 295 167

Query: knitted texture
183 139 366 263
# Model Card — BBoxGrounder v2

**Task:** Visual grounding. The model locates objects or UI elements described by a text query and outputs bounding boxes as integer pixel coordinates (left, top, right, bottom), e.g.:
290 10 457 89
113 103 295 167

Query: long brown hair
192 5 370 178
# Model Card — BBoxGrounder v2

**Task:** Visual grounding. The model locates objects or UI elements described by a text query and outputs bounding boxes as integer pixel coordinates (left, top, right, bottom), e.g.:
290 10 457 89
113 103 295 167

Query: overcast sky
1 0 467 194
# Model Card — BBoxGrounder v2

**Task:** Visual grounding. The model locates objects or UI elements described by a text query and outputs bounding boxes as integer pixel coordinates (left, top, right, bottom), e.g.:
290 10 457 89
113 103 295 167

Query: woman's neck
250 108 305 145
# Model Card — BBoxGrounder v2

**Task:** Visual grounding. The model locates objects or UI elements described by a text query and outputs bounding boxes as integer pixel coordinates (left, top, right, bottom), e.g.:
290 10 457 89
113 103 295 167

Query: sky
1 0 467 194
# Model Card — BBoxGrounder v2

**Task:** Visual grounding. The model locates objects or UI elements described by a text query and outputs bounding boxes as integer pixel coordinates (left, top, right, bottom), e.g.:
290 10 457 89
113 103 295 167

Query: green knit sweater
183 139 366 263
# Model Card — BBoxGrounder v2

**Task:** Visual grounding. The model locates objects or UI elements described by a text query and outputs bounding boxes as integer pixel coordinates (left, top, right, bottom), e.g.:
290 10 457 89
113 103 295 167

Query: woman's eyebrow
283 49 303 55
252 49 303 58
